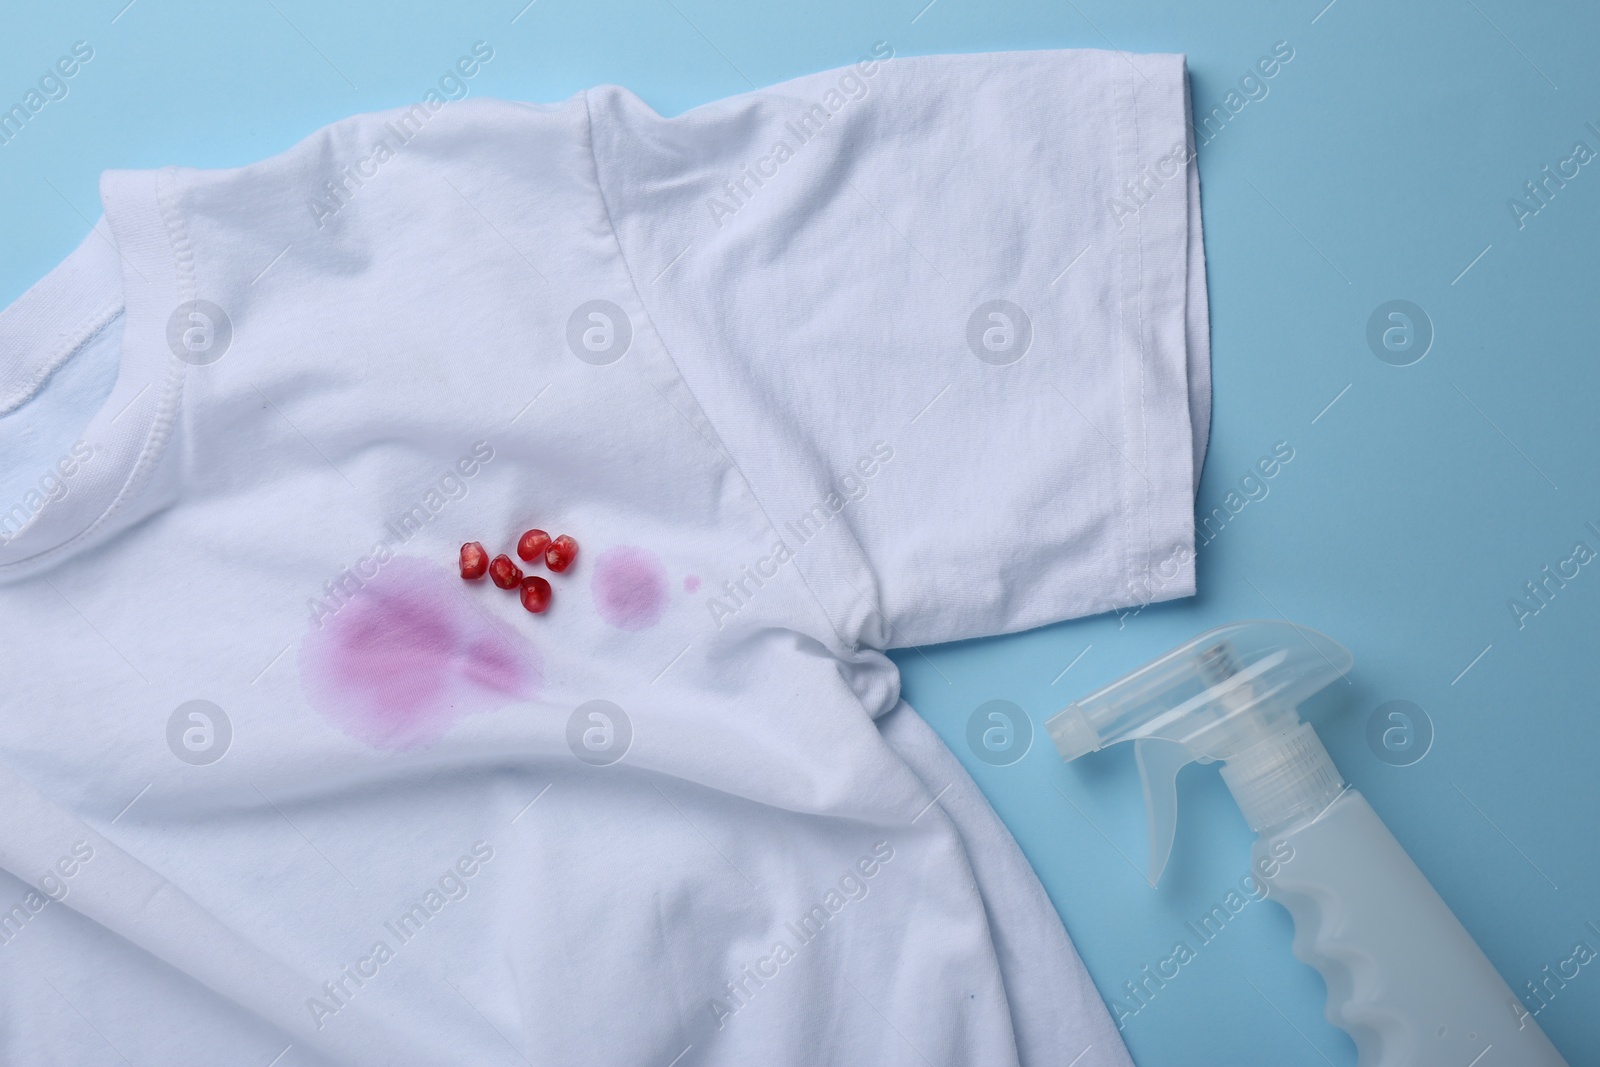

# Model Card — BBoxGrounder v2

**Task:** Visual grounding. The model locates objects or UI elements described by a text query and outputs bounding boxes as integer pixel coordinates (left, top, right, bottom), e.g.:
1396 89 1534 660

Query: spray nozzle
1048 620 1352 885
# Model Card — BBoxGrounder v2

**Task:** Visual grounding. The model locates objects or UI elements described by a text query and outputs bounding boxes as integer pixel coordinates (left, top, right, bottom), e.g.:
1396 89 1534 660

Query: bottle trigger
1134 737 1193 887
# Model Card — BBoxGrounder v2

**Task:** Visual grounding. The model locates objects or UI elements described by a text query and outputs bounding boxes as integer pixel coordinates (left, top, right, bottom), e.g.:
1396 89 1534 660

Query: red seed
545 535 578 573
517 528 552 562
489 554 523 589
459 542 489 580
519 575 552 613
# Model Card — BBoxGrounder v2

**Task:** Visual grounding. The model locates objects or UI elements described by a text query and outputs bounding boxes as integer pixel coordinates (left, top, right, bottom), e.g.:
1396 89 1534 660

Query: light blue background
3 1 1596 1064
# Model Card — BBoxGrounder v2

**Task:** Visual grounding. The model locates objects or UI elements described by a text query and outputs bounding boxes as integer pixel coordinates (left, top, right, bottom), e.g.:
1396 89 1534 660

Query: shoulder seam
578 88 864 655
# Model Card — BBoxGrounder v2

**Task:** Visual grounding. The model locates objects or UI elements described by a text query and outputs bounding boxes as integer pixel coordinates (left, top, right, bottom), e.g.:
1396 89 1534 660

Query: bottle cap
1048 620 1352 884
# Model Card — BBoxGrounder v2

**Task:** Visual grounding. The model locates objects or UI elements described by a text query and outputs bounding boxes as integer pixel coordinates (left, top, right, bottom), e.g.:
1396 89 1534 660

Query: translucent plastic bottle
1047 621 1567 1067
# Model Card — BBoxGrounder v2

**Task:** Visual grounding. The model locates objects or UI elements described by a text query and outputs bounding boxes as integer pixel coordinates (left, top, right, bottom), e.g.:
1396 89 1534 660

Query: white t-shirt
0 47 1207 1067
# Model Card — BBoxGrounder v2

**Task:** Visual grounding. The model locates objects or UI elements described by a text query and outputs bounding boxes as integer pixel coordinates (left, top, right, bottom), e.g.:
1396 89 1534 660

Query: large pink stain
591 546 669 632
300 556 542 750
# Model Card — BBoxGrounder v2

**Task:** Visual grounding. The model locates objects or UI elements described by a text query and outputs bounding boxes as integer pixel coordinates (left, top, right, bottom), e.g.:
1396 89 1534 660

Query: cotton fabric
0 48 1207 1066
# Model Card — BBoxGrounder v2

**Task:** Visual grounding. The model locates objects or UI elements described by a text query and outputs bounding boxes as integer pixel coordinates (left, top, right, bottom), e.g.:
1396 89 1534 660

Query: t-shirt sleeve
588 48 1209 649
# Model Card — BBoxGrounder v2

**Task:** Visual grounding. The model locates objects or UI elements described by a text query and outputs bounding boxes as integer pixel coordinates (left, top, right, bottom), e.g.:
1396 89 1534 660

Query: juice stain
591 545 669 632
300 555 541 749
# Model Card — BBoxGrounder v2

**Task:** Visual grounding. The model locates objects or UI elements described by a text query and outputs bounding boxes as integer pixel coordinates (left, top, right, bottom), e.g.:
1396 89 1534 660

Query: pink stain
683 574 701 593
591 546 669 632
300 556 541 750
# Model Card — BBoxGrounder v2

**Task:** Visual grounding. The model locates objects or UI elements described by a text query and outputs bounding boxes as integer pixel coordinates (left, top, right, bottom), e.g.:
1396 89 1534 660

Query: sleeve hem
1110 52 1204 620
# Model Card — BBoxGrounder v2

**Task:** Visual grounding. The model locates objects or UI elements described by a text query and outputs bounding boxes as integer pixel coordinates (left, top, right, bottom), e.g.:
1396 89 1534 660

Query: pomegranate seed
489 554 523 589
459 542 489 580
519 575 552 613
517 528 552 562
545 535 578 573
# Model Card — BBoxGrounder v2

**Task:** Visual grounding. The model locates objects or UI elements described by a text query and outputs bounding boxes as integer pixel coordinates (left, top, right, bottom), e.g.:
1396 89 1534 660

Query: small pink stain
300 556 541 750
591 546 669 632
683 574 701 593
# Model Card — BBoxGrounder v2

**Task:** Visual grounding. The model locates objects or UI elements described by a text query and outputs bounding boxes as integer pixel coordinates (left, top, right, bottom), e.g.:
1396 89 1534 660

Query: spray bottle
1048 620 1567 1067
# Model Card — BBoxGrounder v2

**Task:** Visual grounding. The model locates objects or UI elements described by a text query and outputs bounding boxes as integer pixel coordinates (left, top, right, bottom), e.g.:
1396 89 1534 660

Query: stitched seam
0 309 125 546
1129 59 1151 591
0 170 188 574
579 89 862 655
1111 60 1135 596
0 301 124 417
165 169 199 304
